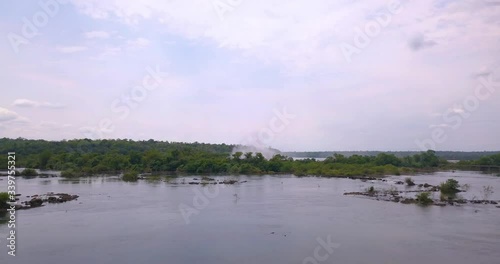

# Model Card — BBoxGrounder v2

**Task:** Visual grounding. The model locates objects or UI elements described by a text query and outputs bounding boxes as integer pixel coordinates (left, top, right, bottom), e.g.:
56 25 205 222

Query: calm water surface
1 171 499 264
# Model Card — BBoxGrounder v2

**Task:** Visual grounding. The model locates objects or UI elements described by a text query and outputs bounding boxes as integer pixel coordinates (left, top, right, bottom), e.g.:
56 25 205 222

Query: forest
1 138 499 178
284 151 500 161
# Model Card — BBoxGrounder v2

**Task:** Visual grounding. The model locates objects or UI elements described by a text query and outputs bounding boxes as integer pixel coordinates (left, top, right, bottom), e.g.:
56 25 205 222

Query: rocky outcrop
46 193 79 203
18 193 79 209
28 198 43 208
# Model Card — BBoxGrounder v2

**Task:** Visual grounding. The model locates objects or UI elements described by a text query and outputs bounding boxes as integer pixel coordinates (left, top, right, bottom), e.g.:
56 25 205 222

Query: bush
21 168 38 176
440 179 460 194
405 177 415 186
416 192 433 206
367 186 376 194
123 171 138 182
0 192 10 203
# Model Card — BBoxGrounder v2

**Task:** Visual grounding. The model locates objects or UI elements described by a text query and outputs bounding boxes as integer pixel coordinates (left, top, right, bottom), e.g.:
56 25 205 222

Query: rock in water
29 198 43 208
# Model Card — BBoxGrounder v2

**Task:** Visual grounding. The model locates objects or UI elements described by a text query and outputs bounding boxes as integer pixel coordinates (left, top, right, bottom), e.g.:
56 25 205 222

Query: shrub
405 177 415 186
440 179 460 194
367 186 375 194
123 171 138 182
0 192 10 203
21 168 38 176
416 192 433 206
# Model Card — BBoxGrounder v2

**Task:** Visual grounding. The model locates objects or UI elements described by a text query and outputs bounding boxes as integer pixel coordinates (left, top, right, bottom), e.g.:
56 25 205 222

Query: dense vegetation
0 138 498 178
456 153 500 166
285 151 500 161
0 138 441 177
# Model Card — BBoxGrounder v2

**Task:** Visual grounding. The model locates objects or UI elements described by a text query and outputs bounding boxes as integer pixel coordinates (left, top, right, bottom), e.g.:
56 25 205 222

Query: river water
1 171 499 264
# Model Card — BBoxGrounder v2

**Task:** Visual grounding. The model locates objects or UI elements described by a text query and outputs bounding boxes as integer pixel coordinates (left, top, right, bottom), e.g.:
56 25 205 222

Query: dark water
1 171 499 264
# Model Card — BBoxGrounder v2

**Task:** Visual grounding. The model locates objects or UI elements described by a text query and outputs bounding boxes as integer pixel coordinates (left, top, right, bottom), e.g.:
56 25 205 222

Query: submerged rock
201 177 216 181
221 180 238 185
46 193 79 203
400 198 416 204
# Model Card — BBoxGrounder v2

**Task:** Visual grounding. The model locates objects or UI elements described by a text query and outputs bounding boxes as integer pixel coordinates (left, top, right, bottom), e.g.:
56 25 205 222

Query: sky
0 0 499 151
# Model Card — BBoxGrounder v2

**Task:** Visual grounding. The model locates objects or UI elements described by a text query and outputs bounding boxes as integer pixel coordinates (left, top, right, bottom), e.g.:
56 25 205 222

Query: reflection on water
0 171 499 264
39 180 52 185
0 211 7 225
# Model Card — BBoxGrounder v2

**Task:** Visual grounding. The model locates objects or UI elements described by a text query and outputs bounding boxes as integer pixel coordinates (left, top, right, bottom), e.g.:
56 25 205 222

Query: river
1 171 499 264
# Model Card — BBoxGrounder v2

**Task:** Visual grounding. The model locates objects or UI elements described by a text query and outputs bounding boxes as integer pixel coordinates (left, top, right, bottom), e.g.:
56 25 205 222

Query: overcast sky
1 0 499 151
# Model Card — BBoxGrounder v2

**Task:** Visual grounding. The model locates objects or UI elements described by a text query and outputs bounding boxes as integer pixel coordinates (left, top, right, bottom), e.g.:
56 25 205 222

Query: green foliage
367 186 375 194
475 154 500 166
440 179 460 194
0 138 473 178
21 168 38 176
284 151 500 161
0 192 10 204
416 192 433 206
123 171 139 182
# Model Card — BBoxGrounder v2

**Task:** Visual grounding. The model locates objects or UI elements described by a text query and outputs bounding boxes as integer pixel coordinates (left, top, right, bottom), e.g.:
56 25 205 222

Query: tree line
1 138 498 177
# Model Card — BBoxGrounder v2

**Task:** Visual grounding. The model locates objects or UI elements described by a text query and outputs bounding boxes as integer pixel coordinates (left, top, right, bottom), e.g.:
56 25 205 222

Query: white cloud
83 30 110 39
57 46 88 53
12 99 65 109
68 0 500 74
0 107 30 124
0 107 19 122
12 99 38 108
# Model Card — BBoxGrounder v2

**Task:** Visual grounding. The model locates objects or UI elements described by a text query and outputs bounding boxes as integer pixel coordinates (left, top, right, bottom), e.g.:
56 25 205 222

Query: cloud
0 107 30 124
12 99 65 109
408 34 437 51
0 107 19 122
57 46 88 53
83 30 110 39
10 116 31 124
